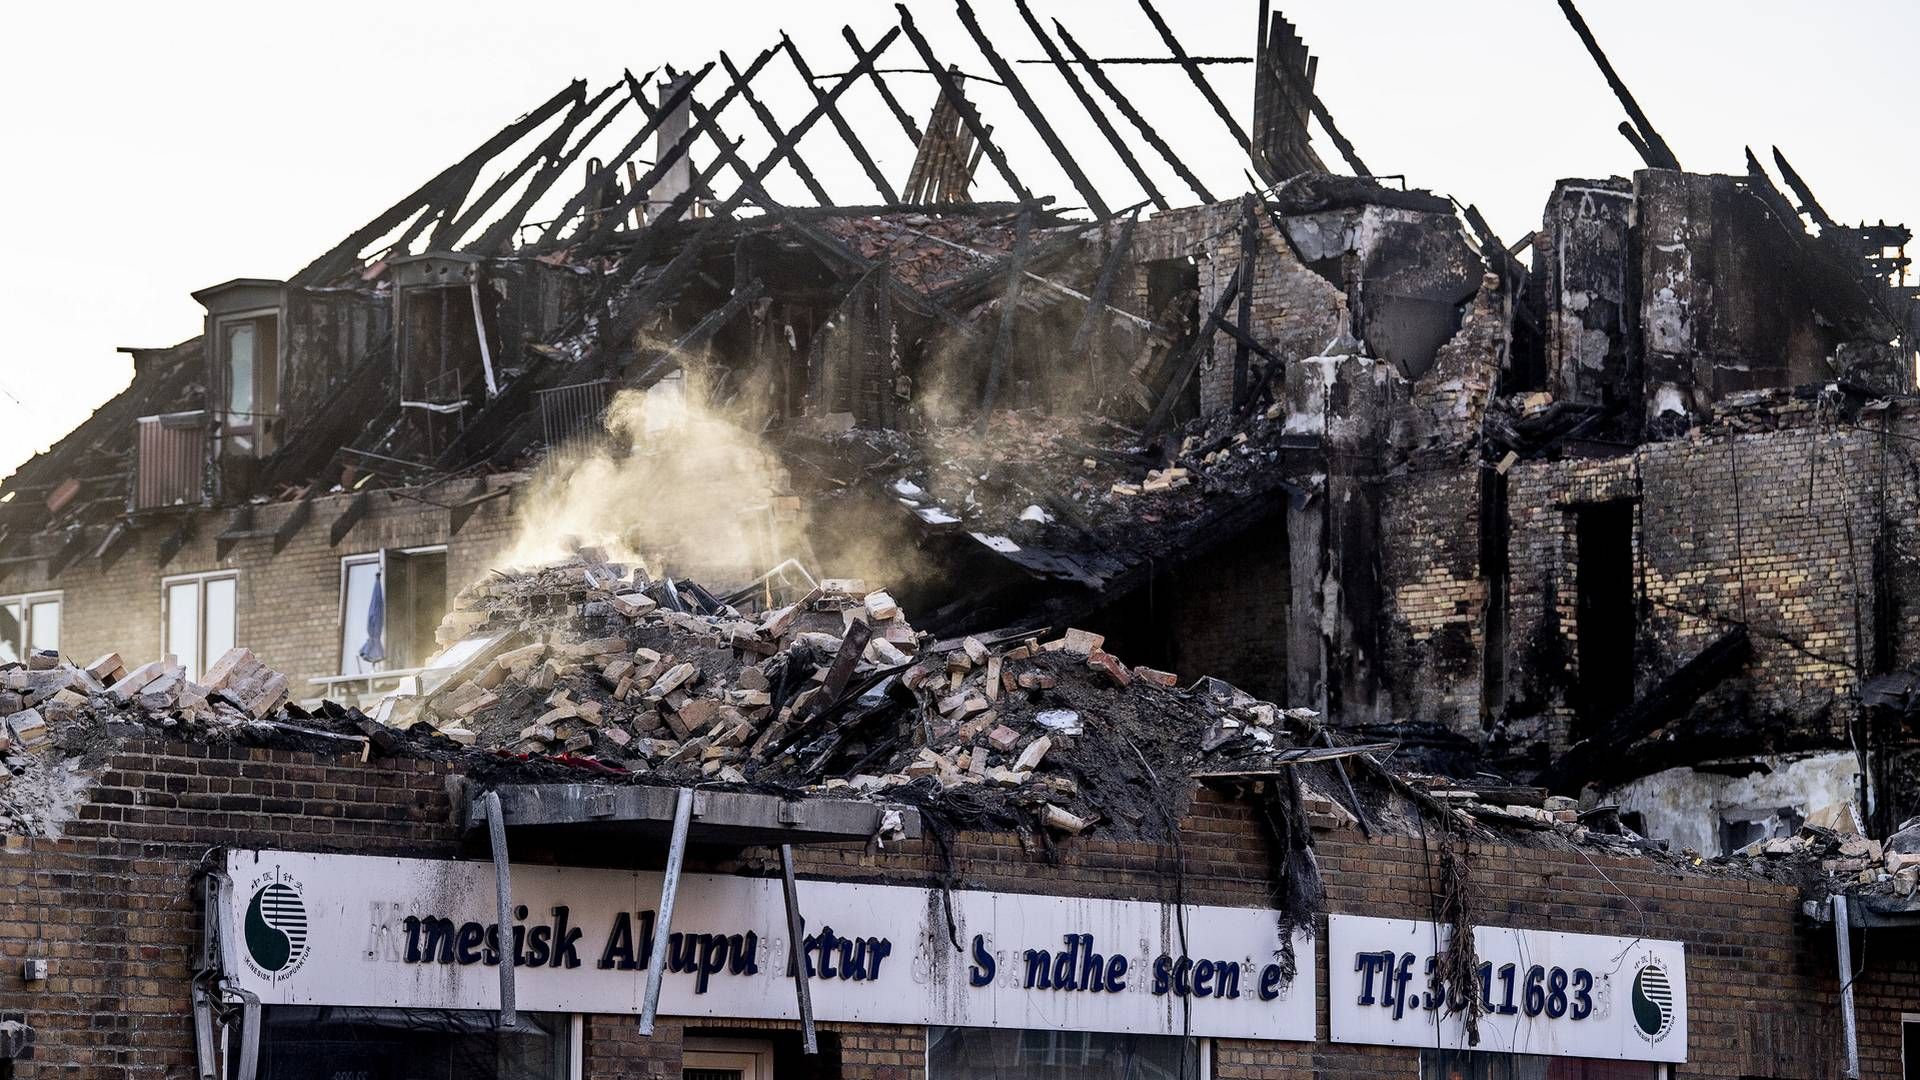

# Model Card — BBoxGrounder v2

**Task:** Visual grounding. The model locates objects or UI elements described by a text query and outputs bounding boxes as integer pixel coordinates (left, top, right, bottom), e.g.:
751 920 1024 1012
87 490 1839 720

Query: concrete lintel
468 783 921 847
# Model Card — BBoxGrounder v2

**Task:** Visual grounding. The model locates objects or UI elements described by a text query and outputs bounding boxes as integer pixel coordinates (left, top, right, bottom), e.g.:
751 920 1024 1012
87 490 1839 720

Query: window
162 572 237 681
1719 805 1805 856
1573 500 1636 742
1903 1013 1919 1079
339 547 448 674
217 313 279 458
684 1037 775 1080
0 591 61 663
1419 1050 1667 1080
927 1028 1202 1080
244 1007 576 1080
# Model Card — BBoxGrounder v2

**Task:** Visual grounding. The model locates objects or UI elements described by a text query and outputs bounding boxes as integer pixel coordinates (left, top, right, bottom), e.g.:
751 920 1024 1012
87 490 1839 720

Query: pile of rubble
1732 818 1920 898
0 645 296 837
402 552 1350 839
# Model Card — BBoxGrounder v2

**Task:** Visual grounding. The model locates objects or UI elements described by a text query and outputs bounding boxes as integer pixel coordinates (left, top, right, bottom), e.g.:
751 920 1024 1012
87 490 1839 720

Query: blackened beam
895 5 1035 205
721 50 834 206
1554 0 1681 171
1137 0 1251 152
977 208 1033 432
1222 316 1288 414
782 34 902 206
1053 18 1214 204
955 0 1110 219
273 492 313 555
1545 623 1750 789
777 846 818 1054
540 62 716 247
573 54 774 252
1144 262 1244 437
471 81 639 254
93 521 132 571
294 80 584 284
1772 146 1838 230
631 279 768 390
1015 55 1250 65
1233 194 1257 405
844 27 922 145
1014 0 1167 212
329 492 370 547
1066 210 1140 380
1262 6 1368 177
438 80 626 251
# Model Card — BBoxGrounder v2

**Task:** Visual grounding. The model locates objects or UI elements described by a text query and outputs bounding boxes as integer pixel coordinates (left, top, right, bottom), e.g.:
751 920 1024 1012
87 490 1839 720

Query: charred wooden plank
721 50 834 206
439 80 625 250
781 34 900 206
894 5 1035 204
1554 0 1681 171
955 0 1109 219
471 82 639 254
1233 194 1258 405
294 80 584 283
1136 0 1251 152
1144 262 1244 436
1053 18 1214 204
843 26 922 145
1771 146 1837 230
1546 623 1751 788
630 279 768 390
540 63 715 248
1014 0 1167 212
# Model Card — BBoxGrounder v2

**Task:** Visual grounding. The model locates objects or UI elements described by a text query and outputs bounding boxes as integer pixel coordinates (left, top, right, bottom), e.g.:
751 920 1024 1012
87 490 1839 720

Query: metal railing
133 412 208 510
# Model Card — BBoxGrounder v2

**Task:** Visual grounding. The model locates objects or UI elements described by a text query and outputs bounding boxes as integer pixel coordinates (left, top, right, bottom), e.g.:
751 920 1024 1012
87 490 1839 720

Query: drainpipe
483 790 517 1031
639 787 696 1035
1833 894 1859 1079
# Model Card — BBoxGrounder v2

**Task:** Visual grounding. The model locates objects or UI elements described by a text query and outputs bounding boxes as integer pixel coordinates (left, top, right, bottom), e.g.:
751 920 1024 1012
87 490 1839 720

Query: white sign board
221 849 1314 1041
1328 915 1686 1063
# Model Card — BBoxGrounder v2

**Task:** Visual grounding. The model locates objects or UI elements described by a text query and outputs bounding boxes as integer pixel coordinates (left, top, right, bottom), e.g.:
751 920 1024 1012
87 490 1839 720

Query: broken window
162 571 236 682
927 1027 1196 1080
0 591 61 663
1718 805 1804 856
247 1006 573 1080
217 313 279 457
1573 501 1636 741
339 547 448 675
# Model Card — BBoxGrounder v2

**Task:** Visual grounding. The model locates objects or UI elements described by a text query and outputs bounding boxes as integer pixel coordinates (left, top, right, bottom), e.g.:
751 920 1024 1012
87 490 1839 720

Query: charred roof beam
894 4 1036 206
470 79 641 254
720 50 835 206
539 62 716 248
1013 0 1167 212
1052 18 1214 205
1136 0 1251 154
781 33 902 207
436 81 626 251
294 79 584 283
955 0 1110 219
1554 0 1682 172
843 26 923 146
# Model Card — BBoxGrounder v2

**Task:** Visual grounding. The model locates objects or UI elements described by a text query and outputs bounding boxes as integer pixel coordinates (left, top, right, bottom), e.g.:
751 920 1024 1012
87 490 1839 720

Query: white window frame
213 306 282 458
160 570 238 680
0 590 62 660
337 545 448 676
684 1037 775 1080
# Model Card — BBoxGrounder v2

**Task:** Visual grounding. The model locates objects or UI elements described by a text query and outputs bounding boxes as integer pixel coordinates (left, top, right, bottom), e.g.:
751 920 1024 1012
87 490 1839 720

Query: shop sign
1328 915 1686 1063
221 849 1315 1041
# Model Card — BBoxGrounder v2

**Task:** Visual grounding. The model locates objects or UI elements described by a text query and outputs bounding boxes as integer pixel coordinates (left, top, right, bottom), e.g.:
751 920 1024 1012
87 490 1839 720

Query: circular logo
245 881 310 976
1630 959 1676 1043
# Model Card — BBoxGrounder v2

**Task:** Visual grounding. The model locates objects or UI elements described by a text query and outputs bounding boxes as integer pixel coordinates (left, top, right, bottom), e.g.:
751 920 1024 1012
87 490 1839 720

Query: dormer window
219 313 279 457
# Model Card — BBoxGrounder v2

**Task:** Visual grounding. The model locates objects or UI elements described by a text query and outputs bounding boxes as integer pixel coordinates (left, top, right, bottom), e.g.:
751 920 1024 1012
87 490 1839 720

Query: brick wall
2 475 525 703
2 741 1911 1078
1504 405 1920 755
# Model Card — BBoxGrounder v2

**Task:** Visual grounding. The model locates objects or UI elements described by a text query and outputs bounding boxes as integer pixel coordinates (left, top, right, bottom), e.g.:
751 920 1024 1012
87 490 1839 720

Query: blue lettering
968 934 996 987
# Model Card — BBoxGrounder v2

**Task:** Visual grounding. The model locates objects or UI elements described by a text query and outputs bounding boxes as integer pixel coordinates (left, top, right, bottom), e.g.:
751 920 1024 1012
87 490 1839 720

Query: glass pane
927 1027 1195 1080
340 559 381 675
0 602 20 663
204 577 237 673
27 600 59 654
251 1007 569 1080
226 323 256 415
166 582 200 680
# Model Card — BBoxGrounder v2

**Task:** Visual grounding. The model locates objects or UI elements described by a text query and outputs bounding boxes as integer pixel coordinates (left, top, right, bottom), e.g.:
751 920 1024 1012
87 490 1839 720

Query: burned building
1 0 1918 997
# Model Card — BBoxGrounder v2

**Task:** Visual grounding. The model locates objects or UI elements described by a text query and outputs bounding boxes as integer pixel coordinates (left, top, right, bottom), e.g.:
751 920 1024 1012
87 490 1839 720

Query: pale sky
2 0 1913 479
